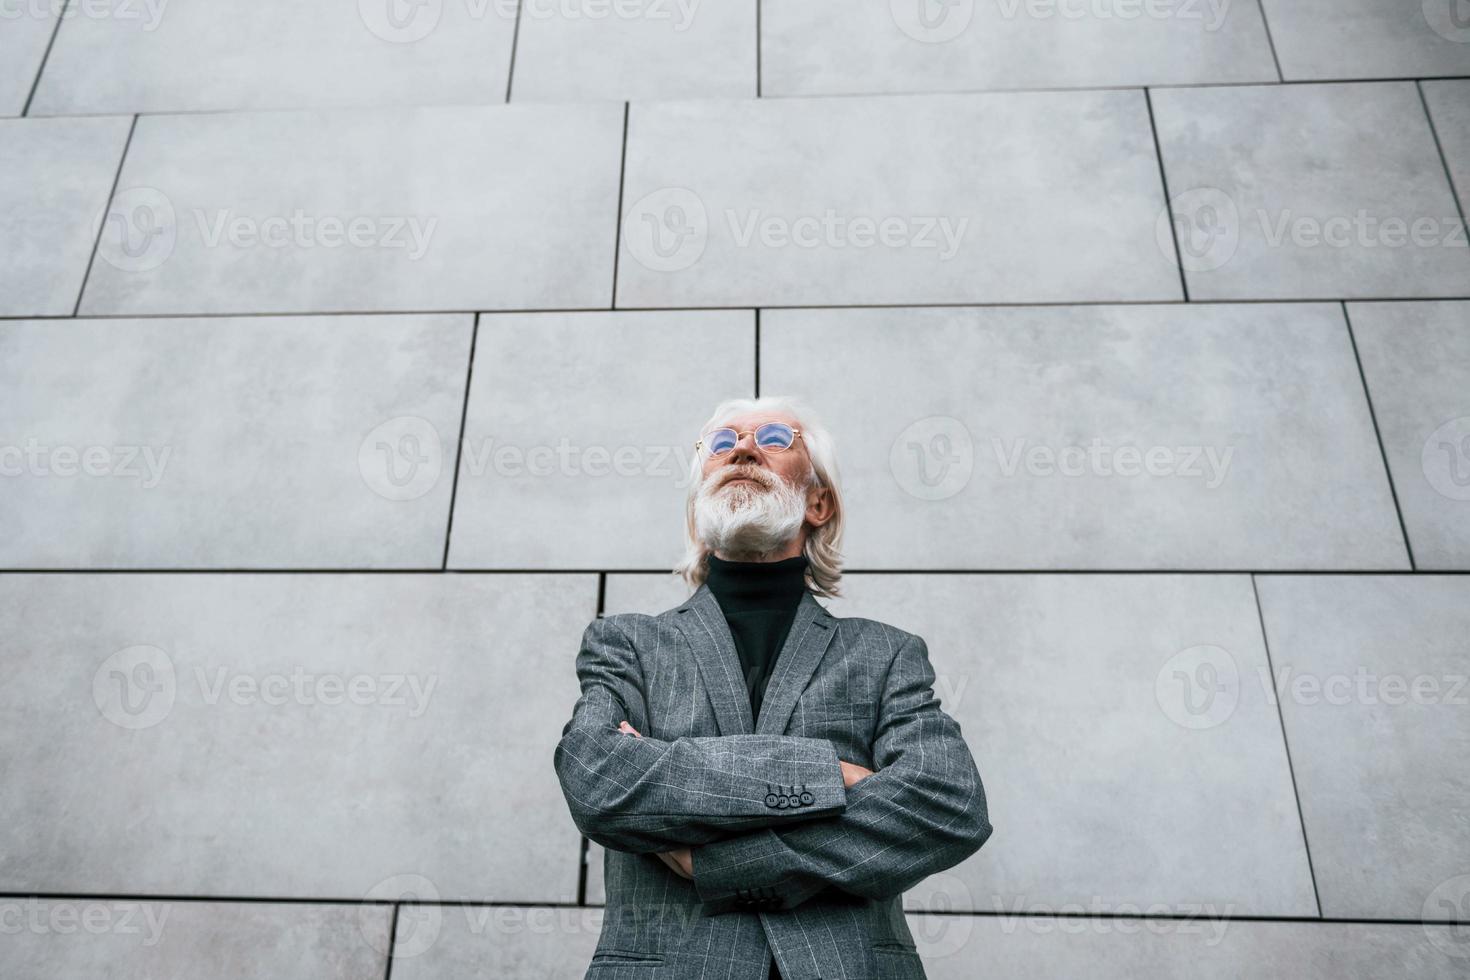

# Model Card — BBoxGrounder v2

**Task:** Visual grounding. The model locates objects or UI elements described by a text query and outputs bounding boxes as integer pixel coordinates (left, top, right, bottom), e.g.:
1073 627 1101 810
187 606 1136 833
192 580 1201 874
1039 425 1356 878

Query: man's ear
805 483 834 528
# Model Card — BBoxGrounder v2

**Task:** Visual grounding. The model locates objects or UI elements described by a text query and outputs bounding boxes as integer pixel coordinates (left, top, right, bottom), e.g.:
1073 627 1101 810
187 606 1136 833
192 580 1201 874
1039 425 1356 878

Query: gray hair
674 395 846 598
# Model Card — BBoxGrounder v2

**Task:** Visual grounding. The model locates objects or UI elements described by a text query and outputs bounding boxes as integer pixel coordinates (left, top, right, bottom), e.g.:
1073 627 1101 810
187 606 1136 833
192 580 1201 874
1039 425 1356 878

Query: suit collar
673 582 837 736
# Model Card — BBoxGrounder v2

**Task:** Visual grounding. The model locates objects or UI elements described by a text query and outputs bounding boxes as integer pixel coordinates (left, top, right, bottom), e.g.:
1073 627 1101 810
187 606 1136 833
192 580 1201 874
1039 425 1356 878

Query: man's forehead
709 411 798 431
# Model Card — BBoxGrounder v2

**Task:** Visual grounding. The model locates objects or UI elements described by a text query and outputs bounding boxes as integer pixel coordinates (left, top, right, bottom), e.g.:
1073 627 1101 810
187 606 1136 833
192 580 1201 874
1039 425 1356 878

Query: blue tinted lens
706 428 738 455
755 422 794 450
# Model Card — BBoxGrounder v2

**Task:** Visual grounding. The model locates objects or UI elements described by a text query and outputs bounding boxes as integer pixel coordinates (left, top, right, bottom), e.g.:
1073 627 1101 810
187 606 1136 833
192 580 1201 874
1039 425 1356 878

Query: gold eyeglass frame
695 423 804 458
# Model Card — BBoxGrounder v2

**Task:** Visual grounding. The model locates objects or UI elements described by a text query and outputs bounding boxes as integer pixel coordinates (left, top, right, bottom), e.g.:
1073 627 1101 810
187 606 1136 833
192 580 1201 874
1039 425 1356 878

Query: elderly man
554 396 993 980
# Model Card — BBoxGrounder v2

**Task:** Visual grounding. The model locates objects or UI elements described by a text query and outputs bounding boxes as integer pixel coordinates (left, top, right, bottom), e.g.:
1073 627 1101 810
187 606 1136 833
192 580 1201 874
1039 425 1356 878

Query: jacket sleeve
690 631 993 914
553 615 849 854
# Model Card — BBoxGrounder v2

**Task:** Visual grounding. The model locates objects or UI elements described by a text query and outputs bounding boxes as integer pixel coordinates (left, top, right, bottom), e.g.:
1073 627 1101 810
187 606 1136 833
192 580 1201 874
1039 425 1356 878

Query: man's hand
620 721 694 877
657 848 693 880
840 760 874 788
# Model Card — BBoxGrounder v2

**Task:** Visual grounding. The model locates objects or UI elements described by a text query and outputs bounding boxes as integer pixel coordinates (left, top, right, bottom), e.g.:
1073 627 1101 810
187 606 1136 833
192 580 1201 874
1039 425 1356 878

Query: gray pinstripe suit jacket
554 582 993 980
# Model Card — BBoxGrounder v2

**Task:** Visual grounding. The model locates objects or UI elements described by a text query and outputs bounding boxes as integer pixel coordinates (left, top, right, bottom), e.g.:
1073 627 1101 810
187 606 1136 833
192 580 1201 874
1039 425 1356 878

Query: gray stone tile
389 905 602 979
598 571 1313 915
761 304 1407 570
821 574 1315 917
0 901 390 980
910 914 1466 978
0 3 55 116
763 0 1277 96
615 91 1181 308
447 311 753 569
0 573 593 899
30 0 516 115
512 1 755 102
1423 80 1470 210
603 572 692 615
79 104 623 316
0 315 470 569
1260 0 1470 80
1153 82 1470 301
1257 576 1470 920
586 841 606 905
354 905 1470 979
1351 301 1470 569
0 116 130 316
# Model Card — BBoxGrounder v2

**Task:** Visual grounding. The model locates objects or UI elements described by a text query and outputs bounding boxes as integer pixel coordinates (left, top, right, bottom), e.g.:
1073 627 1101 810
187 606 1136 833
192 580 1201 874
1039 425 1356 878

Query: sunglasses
696 421 803 458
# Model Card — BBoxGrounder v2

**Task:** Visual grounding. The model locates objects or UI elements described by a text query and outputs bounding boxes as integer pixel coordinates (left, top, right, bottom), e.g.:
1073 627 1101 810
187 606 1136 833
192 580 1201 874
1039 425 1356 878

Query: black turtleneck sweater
704 553 811 725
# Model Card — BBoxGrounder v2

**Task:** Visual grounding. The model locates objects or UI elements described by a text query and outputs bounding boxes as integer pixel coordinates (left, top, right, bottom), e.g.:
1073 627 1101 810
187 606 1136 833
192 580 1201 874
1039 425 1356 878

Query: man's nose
727 432 763 464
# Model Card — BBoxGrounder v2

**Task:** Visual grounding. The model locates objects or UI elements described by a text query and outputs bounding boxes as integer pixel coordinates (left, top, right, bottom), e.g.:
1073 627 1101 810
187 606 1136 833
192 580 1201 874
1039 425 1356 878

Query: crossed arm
686 631 992 913
553 615 853 853
552 615 993 913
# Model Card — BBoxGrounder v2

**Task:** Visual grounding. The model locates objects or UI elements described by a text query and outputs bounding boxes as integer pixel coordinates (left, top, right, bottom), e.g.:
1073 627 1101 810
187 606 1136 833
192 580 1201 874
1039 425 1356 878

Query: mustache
712 466 774 490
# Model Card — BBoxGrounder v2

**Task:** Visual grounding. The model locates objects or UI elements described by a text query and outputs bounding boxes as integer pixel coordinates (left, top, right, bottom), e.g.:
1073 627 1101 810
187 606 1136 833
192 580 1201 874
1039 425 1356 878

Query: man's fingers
655 851 691 880
618 720 642 737
656 850 693 880
839 760 875 788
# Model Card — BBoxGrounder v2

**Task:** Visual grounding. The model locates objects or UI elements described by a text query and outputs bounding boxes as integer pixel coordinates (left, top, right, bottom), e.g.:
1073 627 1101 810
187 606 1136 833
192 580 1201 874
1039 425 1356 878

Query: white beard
693 466 808 560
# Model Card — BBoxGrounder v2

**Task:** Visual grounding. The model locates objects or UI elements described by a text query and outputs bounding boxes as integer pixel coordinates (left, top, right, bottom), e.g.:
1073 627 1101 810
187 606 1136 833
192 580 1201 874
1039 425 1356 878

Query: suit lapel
673 583 840 737
755 589 838 736
673 583 754 735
